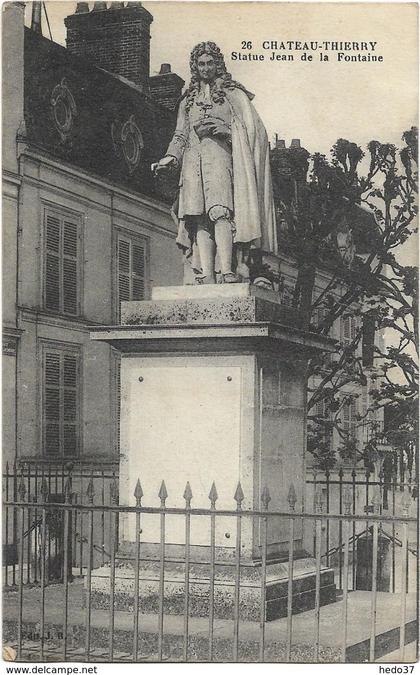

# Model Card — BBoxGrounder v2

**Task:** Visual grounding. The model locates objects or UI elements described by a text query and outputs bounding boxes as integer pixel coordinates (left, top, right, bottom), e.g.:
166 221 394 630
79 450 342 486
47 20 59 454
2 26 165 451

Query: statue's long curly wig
185 42 253 110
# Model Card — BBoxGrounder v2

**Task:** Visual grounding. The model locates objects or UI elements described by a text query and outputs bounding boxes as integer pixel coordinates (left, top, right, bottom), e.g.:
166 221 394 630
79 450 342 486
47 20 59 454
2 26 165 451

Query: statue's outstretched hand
151 156 178 175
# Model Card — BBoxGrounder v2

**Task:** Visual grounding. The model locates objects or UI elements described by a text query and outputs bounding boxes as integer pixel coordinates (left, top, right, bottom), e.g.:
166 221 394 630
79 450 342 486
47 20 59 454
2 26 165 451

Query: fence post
85 478 95 662
183 481 192 662
369 491 380 661
233 482 244 661
17 475 26 660
108 477 118 661
62 477 72 660
399 495 410 660
133 479 143 662
158 480 167 660
286 484 296 662
208 482 218 661
341 488 352 662
39 478 49 661
313 489 323 662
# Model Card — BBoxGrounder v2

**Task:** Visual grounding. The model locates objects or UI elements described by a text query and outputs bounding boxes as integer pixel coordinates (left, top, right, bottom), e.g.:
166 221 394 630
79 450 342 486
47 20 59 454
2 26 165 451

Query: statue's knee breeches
208 205 231 223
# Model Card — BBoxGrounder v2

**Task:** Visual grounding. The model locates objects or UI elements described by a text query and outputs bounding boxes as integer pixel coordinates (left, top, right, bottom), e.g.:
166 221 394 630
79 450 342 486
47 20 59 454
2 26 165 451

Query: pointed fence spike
183 481 193 505
134 479 144 505
208 481 218 506
6 461 9 475
261 486 271 509
158 480 168 503
288 484 297 511
86 478 95 504
338 467 344 479
234 481 244 506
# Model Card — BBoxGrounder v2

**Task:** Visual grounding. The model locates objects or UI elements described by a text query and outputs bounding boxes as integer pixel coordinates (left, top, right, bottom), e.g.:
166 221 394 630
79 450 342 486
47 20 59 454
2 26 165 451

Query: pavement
2 578 418 663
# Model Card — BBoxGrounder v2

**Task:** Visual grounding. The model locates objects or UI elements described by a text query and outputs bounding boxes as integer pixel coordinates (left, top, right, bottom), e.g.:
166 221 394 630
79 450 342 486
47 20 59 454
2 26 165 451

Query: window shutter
43 348 80 458
45 214 61 312
132 243 145 301
350 399 357 437
44 352 60 456
63 221 78 315
342 316 351 343
118 238 131 312
117 234 147 318
44 210 80 316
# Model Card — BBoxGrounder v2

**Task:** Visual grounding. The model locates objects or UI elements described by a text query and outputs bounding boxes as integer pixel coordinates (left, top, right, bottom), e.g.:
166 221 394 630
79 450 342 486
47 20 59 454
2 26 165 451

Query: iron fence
306 466 417 592
2 461 118 587
2 475 418 663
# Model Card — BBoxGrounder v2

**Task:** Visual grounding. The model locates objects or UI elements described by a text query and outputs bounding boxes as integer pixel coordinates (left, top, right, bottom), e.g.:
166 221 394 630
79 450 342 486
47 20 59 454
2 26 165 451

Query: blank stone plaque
121 361 241 546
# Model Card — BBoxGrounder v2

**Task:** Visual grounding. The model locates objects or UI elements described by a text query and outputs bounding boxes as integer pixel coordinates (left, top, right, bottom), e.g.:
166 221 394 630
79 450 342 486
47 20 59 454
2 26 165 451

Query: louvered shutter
43 348 80 458
342 316 351 345
44 210 80 316
117 235 146 318
63 221 78 315
45 214 61 312
350 399 357 437
132 243 145 300
342 401 350 434
44 352 60 456
118 238 131 309
63 354 78 456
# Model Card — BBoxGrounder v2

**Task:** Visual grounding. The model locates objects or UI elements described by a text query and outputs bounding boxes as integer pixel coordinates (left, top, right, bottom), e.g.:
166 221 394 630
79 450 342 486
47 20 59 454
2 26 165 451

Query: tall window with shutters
42 344 81 457
341 314 357 346
116 232 147 320
342 398 357 438
43 209 81 316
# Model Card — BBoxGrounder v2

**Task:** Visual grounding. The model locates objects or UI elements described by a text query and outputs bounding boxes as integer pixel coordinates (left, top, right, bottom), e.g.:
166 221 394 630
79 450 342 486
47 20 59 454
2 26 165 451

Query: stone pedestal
90 284 336 619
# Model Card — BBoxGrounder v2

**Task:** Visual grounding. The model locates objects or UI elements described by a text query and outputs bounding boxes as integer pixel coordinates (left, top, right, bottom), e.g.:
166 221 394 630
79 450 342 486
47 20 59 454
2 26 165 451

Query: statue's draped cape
173 85 278 272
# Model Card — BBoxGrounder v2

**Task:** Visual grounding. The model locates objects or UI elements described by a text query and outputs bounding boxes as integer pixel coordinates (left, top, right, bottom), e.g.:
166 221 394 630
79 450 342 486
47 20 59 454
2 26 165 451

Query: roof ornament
50 77 77 144
111 114 144 175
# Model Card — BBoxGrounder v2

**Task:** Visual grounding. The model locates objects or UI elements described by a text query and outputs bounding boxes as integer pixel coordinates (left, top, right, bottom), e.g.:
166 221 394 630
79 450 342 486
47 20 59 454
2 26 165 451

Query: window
341 315 357 345
43 208 81 316
116 232 147 319
42 344 81 457
342 398 357 438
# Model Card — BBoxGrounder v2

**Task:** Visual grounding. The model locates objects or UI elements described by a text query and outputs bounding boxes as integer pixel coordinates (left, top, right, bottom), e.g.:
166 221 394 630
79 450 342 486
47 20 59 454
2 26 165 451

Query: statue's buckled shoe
196 274 216 285
223 272 241 284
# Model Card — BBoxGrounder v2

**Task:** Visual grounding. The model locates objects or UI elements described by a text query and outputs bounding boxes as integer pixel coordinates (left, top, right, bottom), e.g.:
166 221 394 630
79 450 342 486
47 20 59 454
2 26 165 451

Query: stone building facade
2 2 184 469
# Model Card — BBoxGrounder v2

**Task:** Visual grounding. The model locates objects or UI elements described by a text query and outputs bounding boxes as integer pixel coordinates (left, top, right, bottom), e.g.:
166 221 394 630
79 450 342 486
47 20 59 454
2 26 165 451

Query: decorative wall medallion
50 78 77 143
111 115 144 175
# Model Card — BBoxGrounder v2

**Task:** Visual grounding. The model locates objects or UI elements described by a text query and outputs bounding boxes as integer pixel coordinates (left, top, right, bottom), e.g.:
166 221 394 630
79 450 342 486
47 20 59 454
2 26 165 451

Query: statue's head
189 42 227 83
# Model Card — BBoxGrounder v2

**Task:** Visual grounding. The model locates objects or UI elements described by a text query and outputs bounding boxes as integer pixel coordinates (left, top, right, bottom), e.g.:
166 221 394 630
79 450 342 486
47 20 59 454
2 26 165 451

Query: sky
25 1 418 158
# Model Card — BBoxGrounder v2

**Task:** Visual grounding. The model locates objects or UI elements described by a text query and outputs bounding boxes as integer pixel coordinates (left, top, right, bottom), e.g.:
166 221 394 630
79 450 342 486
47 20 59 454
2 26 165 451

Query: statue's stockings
197 218 250 282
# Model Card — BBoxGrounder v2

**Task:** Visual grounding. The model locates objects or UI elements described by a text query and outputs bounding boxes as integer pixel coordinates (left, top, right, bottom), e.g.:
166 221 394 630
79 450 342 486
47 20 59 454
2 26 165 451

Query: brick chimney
64 2 153 90
149 63 184 111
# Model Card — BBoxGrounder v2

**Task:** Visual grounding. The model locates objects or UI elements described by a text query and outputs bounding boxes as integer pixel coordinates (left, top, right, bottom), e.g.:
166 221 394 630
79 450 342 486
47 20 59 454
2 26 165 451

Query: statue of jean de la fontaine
153 41 278 285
